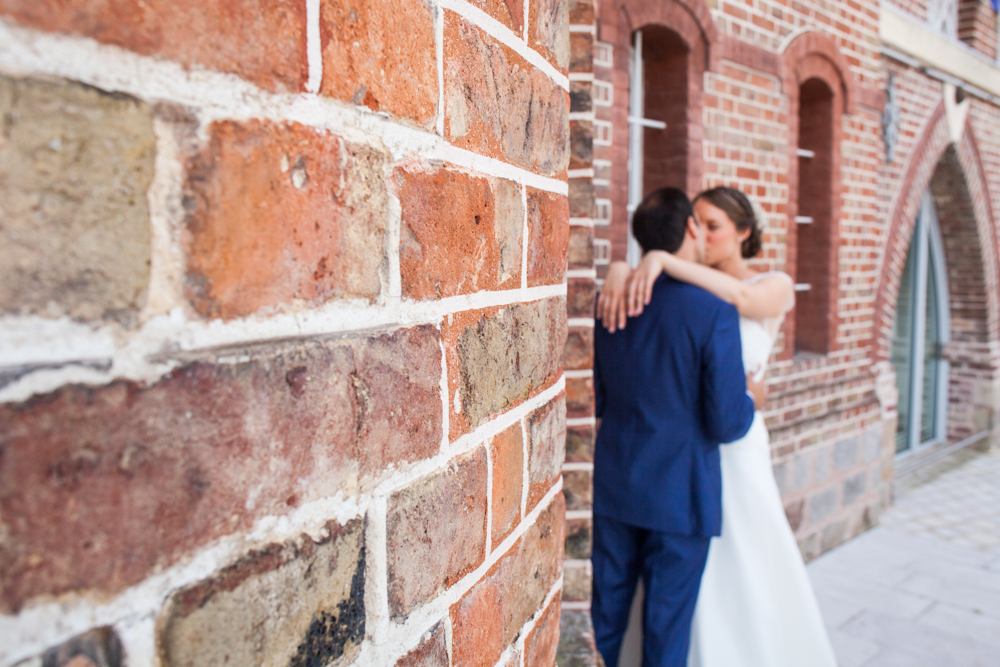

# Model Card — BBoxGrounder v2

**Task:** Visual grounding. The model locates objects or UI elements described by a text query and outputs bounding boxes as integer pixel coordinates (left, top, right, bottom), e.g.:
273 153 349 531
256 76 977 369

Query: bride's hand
626 250 670 317
597 261 631 332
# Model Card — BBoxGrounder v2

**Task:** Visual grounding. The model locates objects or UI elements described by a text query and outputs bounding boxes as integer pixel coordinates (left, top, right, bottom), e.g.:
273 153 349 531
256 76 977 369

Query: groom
591 188 757 666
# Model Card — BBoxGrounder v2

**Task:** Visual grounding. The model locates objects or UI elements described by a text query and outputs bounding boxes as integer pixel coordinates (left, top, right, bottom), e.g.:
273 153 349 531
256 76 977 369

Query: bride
598 186 836 667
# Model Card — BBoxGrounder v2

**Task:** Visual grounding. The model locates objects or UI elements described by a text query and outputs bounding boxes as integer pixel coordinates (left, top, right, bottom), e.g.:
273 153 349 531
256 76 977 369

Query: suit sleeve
701 302 756 444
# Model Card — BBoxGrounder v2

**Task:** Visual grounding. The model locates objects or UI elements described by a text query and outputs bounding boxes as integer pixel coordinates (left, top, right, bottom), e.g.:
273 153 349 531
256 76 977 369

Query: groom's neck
673 239 697 263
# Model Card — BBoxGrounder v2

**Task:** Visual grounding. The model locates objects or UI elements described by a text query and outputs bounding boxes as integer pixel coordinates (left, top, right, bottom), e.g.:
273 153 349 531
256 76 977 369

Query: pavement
807 447 1000 666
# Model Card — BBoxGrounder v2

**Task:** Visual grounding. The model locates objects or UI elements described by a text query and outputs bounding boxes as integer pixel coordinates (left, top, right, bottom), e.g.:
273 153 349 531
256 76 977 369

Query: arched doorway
890 193 951 455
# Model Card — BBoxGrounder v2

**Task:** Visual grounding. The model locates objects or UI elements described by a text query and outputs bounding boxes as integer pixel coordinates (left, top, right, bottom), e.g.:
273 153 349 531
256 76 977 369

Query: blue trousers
591 514 711 667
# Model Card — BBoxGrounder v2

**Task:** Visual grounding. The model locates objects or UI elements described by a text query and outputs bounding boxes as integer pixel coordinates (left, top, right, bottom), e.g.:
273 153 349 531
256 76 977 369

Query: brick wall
0 1 571 664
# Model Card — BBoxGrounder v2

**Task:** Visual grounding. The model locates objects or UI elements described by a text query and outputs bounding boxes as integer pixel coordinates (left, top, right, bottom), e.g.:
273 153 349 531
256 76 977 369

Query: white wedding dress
688 272 837 667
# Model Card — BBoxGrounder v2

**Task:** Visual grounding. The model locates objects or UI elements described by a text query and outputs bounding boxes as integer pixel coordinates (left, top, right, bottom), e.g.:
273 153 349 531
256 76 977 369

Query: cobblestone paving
807 448 1000 667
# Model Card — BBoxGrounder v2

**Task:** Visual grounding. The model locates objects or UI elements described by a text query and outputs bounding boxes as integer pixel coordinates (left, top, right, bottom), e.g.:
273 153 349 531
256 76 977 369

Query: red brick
451 575 504 667
453 494 564 658
466 0 524 33
529 0 569 71
564 326 594 370
527 189 570 286
527 394 566 511
398 167 522 300
562 470 592 511
568 0 595 26
0 326 440 613
565 423 594 463
525 596 561 667
442 298 566 438
568 227 594 269
183 119 386 320
443 12 568 177
491 423 524 545
0 0 308 93
395 622 448 667
386 448 488 618
319 0 437 125
162 520 365 666
566 278 596 318
570 120 594 169
566 376 594 418
564 516 591 559
569 32 593 73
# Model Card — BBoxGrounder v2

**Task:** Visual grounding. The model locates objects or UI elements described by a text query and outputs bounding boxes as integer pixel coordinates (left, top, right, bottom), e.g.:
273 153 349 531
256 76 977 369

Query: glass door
891 193 950 454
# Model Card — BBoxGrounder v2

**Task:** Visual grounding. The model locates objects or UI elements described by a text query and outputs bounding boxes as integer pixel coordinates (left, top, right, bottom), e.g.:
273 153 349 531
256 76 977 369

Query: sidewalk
807 447 1000 666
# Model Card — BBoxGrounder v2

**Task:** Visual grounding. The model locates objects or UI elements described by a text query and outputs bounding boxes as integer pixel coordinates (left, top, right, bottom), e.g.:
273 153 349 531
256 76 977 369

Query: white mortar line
384 193 403 301
366 495 391 646
568 72 594 82
566 509 592 520
141 118 186 321
437 0 568 91
569 25 596 34
566 416 596 426
439 336 452 454
485 440 495 554
562 601 590 611
564 369 593 379
521 183 530 290
435 2 446 136
567 318 595 328
0 20 567 196
567 269 598 279
0 491 367 665
521 417 531 519
562 462 594 472
0 284 567 404
569 217 594 227
568 167 595 177
305 0 322 93
443 376 565 461
567 113 595 123
114 615 156 667
512 574 563 658
523 0 530 42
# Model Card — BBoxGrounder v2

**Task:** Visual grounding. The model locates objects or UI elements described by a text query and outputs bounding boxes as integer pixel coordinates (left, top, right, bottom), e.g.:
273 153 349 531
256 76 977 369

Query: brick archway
873 108 1000 445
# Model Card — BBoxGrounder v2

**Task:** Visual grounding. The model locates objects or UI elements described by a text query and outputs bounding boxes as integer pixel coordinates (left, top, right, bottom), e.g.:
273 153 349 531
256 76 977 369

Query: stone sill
880 2 1000 101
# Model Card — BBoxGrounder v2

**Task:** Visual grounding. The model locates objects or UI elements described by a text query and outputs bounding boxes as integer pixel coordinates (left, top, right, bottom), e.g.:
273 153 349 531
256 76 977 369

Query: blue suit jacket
593 274 755 537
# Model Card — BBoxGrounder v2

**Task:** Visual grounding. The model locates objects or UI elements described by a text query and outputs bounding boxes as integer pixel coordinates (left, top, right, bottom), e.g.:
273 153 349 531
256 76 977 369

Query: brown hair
693 186 762 258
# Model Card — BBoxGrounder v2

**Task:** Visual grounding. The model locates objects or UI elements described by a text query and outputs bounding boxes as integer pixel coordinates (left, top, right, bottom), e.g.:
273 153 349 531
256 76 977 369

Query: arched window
891 193 950 453
794 78 835 354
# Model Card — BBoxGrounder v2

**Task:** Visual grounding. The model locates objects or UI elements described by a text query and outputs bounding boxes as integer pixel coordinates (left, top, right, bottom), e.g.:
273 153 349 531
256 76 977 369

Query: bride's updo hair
693 186 762 259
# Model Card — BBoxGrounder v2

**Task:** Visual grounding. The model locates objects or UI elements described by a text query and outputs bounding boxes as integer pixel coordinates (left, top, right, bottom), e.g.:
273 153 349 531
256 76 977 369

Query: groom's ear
686 215 699 237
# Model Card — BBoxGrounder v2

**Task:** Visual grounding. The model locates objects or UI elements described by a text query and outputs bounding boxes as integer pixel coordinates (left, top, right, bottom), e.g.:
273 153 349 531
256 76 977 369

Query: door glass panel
921 255 940 443
892 242 917 453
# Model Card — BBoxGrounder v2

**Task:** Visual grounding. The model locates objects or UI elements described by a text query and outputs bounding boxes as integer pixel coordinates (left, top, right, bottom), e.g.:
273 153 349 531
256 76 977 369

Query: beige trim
881 3 1000 97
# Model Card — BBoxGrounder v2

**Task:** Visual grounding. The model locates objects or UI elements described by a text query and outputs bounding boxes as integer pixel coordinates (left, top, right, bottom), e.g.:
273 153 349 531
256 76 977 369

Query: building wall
0 1 571 665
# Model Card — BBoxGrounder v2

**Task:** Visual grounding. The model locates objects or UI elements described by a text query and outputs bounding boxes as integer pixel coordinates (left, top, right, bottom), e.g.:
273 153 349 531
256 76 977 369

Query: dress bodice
738 272 794 382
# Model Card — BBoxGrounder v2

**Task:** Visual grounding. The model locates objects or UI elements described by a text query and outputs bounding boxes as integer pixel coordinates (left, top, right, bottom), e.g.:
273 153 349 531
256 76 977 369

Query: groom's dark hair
631 187 695 254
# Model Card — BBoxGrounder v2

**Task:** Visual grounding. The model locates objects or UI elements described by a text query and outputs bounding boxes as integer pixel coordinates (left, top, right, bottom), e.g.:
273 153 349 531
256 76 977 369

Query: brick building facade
4 0 1000 666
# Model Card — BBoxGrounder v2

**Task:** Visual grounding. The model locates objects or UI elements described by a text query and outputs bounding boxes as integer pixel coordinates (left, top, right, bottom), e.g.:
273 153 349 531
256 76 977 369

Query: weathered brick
821 519 849 552
444 298 566 436
466 0 524 33
570 81 593 113
527 395 566 510
527 188 570 286
525 596 561 667
183 119 387 320
564 326 594 370
562 469 592 511
567 279 596 318
565 423 594 463
784 498 805 532
561 560 591 602
453 494 564 659
0 75 153 326
319 0 437 125
568 226 594 269
398 167 522 299
812 445 831 483
0 326 440 613
387 449 488 618
566 376 594 418
42 627 123 667
395 622 448 667
557 610 599 667
789 452 810 491
564 517 591 559
568 0 595 24
862 427 883 463
568 179 595 218
0 0 308 92
491 423 524 545
444 13 569 176
161 519 365 667
570 121 594 170
529 0 569 71
569 32 593 73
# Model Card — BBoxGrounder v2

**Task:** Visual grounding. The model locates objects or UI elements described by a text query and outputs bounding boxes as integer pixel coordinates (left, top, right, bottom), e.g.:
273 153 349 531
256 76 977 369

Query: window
928 0 959 37
594 42 614 68
794 78 836 354
891 194 950 454
594 80 613 107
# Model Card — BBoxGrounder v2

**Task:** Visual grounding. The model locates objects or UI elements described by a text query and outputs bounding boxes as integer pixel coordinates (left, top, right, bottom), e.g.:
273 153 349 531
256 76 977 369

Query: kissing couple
591 186 837 667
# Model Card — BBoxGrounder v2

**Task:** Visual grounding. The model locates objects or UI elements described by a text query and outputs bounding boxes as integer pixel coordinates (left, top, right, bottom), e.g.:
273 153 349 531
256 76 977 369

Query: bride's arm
596 261 632 332
627 251 793 321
